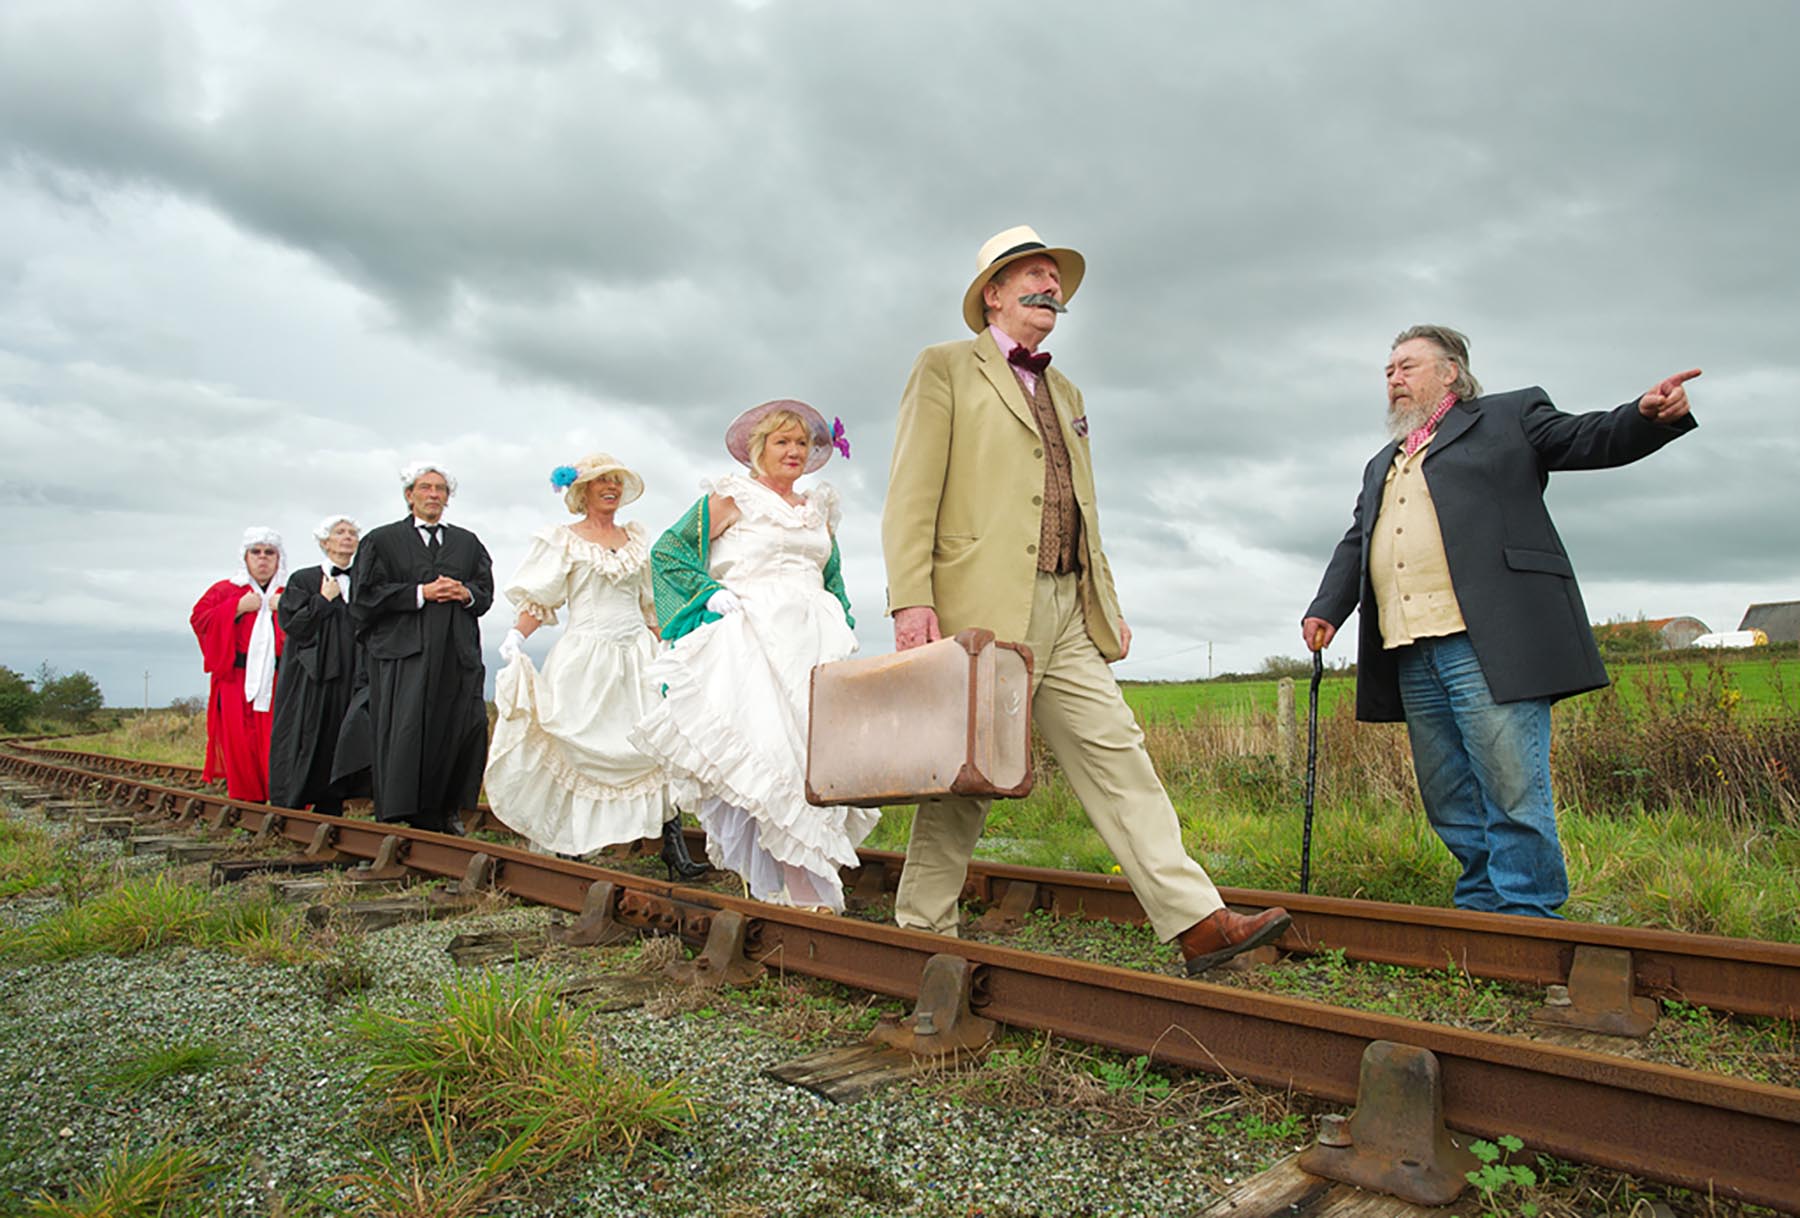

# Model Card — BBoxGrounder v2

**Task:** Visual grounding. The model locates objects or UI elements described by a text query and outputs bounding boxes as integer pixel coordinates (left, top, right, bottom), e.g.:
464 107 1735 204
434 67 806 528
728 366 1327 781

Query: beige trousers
894 571 1225 941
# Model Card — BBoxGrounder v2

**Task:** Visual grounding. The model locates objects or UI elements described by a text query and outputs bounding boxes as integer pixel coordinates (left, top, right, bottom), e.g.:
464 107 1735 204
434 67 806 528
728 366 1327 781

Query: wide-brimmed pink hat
725 399 837 475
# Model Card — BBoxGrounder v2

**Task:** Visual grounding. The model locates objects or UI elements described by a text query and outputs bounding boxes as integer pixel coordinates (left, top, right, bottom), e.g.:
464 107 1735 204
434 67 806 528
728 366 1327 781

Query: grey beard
1018 292 1067 313
1386 401 1433 443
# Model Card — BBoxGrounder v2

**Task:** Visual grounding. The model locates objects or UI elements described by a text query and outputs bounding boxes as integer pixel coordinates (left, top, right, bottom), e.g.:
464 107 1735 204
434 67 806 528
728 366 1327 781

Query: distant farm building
1692 629 1768 649
1739 601 1800 644
1594 616 1711 649
1646 616 1711 648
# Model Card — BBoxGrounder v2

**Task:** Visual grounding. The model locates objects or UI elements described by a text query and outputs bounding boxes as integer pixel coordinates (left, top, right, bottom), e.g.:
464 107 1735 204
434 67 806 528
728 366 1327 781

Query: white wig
399 461 457 494
234 526 287 714
313 514 361 542
238 526 288 576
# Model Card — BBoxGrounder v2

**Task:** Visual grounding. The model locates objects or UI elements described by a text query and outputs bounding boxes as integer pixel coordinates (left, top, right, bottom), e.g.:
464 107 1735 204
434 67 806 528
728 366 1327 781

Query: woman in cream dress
632 401 871 911
486 454 705 877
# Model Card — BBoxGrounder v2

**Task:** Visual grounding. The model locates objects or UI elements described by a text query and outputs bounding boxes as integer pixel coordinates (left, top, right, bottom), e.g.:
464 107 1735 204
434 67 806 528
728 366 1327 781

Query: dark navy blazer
1306 387 1696 722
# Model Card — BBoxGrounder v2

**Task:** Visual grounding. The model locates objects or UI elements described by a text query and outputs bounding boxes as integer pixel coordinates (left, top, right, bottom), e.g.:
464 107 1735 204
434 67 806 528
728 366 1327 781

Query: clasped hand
423 576 470 604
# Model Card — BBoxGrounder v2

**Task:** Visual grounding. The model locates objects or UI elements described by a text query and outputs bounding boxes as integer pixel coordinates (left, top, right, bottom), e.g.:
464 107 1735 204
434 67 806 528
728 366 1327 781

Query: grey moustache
1018 292 1068 313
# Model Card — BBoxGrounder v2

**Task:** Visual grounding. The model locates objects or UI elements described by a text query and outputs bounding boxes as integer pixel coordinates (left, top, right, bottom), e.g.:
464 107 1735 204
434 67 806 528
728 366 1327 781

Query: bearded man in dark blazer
351 461 494 833
1302 324 1699 918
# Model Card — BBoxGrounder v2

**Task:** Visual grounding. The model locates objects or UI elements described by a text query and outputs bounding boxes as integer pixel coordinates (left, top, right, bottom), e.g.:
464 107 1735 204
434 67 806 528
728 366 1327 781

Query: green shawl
652 493 853 643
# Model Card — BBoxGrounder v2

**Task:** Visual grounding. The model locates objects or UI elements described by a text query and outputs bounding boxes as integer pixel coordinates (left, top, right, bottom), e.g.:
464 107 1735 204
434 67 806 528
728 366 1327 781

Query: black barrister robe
268 566 368 814
350 517 494 829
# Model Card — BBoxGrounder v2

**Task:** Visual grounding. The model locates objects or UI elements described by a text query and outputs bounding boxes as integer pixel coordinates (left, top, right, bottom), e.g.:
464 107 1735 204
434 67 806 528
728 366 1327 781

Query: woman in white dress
631 400 874 911
486 454 706 878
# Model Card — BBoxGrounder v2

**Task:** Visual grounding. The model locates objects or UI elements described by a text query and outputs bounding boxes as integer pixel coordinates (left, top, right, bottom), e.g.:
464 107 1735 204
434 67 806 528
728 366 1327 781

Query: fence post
1277 677 1297 774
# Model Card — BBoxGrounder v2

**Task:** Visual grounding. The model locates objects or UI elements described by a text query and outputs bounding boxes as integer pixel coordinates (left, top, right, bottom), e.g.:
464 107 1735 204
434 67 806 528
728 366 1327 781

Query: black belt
233 653 279 670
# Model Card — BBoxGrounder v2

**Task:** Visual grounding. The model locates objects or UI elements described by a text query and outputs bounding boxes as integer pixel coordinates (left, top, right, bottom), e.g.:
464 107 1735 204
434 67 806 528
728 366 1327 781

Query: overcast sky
2 1 1795 707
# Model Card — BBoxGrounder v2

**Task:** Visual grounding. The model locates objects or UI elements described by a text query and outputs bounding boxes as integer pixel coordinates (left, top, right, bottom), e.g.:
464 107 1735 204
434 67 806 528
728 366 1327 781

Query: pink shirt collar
989 325 1043 395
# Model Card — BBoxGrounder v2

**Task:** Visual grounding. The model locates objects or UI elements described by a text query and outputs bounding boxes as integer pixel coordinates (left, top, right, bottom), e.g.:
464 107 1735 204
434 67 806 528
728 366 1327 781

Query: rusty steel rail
4 751 1799 1210
17 742 1800 1023
934 856 1800 1022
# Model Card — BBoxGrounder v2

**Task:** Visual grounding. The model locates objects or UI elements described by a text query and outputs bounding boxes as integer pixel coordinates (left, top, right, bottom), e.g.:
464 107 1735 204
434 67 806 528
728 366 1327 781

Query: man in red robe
190 527 288 801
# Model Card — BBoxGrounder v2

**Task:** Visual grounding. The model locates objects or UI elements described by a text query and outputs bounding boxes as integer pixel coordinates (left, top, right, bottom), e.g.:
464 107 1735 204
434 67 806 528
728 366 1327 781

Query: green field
1121 652 1800 722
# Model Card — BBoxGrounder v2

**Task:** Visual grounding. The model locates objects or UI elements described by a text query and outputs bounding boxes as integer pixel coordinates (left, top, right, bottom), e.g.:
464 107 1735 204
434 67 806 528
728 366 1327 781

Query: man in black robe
351 462 494 832
269 515 369 815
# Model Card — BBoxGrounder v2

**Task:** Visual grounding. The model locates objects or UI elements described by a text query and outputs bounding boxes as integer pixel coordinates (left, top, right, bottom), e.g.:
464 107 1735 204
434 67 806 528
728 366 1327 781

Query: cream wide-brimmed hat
725 399 836 475
960 224 1086 334
551 453 646 514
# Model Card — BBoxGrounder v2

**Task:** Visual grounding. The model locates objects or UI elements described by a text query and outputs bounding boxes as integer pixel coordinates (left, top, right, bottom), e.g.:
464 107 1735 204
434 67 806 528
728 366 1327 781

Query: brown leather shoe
1177 906 1292 976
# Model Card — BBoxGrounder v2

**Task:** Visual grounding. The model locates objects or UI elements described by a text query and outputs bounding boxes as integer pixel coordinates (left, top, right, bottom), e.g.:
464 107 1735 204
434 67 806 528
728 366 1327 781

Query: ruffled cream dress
631 474 876 910
486 522 668 855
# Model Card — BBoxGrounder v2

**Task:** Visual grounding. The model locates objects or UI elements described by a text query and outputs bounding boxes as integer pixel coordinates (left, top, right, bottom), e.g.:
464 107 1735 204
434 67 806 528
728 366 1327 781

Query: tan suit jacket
882 330 1125 660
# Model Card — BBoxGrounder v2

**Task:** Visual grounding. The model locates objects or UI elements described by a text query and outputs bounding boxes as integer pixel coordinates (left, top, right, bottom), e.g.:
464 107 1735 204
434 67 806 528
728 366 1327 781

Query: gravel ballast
0 793 1294 1217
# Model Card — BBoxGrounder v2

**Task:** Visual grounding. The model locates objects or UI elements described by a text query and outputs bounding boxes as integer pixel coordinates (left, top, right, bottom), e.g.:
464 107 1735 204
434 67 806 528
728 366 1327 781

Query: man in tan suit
882 226 1290 974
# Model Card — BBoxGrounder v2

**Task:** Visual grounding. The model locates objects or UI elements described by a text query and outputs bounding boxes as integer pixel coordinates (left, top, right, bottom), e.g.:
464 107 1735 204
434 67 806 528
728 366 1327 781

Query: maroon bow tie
1008 346 1051 375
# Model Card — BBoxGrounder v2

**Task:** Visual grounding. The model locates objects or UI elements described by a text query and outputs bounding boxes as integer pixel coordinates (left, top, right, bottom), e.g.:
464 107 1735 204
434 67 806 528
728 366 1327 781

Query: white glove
499 627 527 663
706 589 742 616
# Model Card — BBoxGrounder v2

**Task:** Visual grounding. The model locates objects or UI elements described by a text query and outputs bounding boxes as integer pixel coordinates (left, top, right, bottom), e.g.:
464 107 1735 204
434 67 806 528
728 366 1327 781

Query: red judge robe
191 565 286 801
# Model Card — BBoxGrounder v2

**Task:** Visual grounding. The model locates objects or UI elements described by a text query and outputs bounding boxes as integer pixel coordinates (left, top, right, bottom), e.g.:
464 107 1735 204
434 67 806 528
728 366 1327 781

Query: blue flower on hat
550 465 580 490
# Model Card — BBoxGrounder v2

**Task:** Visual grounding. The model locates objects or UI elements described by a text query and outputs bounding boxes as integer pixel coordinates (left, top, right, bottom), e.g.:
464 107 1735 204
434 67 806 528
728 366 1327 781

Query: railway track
3 745 1797 1210
17 742 1800 1023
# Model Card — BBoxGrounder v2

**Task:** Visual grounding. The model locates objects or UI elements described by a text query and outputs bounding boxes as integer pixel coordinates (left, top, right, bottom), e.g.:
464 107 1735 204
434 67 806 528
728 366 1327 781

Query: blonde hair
564 469 622 515
746 409 817 477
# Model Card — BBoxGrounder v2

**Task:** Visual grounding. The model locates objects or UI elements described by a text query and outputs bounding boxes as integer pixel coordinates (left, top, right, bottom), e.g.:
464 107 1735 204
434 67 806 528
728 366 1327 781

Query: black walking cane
1300 643 1323 894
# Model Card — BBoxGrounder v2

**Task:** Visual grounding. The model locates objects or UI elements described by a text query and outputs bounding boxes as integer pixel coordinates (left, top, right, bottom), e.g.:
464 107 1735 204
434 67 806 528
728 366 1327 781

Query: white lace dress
485 522 669 855
631 474 876 910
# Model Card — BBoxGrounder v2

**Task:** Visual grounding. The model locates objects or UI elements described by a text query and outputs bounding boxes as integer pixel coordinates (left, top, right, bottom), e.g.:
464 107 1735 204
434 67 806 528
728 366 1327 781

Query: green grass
349 967 697 1172
1121 652 1800 723
0 817 59 898
23 1140 221 1217
94 1040 241 1095
0 874 318 964
40 709 209 768
868 785 1799 942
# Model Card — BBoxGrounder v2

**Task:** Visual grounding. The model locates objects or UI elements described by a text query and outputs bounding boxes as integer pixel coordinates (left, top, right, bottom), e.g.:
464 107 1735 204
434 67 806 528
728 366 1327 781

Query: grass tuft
0 816 58 898
24 1139 219 1216
94 1039 240 1095
349 966 696 1173
330 1111 535 1218
0 873 321 963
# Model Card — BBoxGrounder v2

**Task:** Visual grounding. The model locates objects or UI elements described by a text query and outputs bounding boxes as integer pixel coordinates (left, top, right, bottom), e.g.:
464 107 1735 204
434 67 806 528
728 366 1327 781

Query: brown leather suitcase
805 628 1034 807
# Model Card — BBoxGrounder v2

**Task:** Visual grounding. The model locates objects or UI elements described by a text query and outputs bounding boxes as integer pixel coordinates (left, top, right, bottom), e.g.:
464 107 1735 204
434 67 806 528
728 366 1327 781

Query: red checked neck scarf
1402 392 1459 457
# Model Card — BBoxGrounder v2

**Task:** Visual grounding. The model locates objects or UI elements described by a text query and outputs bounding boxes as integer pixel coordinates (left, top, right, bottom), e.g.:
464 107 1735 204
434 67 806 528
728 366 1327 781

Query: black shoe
660 818 708 881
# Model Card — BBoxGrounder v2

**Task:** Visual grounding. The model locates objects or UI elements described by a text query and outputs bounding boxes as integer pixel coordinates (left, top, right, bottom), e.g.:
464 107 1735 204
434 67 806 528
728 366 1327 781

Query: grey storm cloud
1 0 1796 702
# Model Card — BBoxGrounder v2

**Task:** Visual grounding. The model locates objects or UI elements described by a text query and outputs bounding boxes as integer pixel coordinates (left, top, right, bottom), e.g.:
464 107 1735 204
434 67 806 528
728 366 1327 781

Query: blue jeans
1395 633 1567 918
